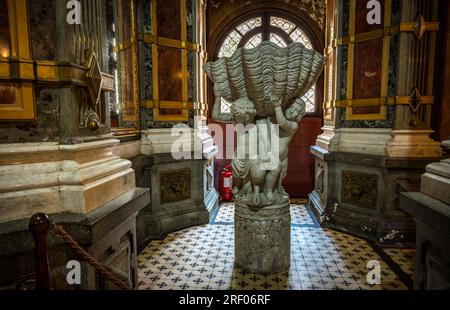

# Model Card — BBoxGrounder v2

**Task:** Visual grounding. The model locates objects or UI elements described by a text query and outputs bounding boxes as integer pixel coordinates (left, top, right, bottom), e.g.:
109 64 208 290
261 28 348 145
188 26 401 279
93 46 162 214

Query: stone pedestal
235 202 290 275
309 144 437 246
0 188 150 289
137 129 219 244
400 192 450 289
421 158 450 204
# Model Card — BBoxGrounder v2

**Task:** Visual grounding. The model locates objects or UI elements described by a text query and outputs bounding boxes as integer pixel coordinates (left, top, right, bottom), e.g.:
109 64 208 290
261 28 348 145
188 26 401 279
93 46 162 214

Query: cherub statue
228 97 271 206
264 95 306 201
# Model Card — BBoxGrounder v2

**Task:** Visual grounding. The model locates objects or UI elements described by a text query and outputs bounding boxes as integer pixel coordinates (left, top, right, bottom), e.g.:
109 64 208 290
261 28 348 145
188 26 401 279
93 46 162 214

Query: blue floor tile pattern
138 203 414 290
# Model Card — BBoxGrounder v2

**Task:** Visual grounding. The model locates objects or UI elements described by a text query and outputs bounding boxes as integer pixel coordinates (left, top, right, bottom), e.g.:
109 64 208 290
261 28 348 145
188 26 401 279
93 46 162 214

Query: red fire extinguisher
220 164 233 202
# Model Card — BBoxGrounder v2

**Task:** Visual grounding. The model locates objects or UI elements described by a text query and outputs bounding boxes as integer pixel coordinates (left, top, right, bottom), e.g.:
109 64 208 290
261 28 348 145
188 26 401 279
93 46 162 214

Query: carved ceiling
208 0 326 30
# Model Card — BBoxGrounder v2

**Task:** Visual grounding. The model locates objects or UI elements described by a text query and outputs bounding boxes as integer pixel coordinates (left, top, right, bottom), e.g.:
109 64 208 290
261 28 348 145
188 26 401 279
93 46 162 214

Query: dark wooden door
283 117 322 198
210 117 322 198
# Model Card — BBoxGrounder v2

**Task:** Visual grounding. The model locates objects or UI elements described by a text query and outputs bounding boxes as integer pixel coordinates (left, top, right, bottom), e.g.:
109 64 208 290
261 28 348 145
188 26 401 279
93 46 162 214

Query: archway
207 5 324 198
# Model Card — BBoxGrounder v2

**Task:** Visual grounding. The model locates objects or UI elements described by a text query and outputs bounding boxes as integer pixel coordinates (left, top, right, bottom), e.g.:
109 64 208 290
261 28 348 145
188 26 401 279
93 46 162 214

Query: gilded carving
208 0 325 29
160 168 191 203
342 171 378 208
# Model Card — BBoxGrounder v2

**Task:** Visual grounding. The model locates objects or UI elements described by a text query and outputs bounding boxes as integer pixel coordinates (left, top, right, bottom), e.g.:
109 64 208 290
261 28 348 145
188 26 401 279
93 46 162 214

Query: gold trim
330 95 434 109
329 17 440 51
138 33 199 51
399 16 439 40
151 0 159 102
0 0 35 121
142 100 199 109
346 106 386 121
154 109 189 122
111 127 140 137
380 0 391 98
345 0 391 121
346 0 355 101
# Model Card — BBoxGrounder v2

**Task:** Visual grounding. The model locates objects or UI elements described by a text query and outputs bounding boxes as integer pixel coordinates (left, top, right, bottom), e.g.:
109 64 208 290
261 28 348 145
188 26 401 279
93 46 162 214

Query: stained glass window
290 28 312 48
235 17 261 35
244 33 262 49
303 88 316 113
270 33 287 47
218 30 242 58
270 16 296 34
221 98 232 114
217 13 318 114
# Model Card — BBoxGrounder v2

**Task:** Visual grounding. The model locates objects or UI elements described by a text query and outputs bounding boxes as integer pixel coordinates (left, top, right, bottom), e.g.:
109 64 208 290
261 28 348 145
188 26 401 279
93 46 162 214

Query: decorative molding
0 59 115 89
0 140 136 223
387 130 443 158
329 15 440 49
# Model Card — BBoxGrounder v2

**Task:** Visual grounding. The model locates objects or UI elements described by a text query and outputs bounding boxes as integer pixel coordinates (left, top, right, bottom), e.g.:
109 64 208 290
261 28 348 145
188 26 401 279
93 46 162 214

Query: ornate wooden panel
160 168 191 203
341 170 378 208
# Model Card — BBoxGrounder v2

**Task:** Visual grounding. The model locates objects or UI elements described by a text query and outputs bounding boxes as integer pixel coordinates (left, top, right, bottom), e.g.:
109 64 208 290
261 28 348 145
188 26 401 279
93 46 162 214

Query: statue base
235 201 291 275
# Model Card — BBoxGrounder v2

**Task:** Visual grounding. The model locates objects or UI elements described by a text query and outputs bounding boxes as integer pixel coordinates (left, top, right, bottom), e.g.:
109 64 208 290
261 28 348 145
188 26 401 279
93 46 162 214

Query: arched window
216 13 318 115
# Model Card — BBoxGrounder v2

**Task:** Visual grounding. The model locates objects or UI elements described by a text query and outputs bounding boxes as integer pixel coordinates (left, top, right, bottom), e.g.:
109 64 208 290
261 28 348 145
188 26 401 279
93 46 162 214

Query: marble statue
205 41 325 274
205 41 325 208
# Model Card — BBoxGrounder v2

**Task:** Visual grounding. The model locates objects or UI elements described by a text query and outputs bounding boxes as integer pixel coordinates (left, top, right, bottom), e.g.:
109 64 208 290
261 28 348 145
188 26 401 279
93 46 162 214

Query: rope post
29 213 51 290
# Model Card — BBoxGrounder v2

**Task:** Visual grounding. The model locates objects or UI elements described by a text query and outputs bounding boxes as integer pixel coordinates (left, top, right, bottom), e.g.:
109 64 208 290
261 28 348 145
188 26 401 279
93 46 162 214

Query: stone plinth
421 158 450 204
235 202 290 275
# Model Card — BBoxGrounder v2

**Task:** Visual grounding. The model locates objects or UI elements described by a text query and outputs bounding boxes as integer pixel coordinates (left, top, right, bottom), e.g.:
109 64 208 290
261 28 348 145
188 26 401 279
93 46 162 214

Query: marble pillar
0 0 149 289
309 0 443 246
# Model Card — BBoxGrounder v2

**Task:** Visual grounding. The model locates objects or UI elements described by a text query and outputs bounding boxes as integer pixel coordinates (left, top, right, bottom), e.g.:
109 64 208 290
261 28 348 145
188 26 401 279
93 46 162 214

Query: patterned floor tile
138 203 412 290
383 248 416 279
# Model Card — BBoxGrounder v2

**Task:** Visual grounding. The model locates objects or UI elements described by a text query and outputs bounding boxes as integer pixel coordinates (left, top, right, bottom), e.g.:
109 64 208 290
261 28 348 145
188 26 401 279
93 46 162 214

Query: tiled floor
138 203 414 290
383 248 416 279
212 203 316 227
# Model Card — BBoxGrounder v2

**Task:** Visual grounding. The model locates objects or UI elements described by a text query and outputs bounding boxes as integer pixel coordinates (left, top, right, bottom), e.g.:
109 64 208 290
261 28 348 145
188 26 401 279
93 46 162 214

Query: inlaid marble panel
159 108 183 116
119 48 136 117
119 0 132 42
353 40 383 100
186 0 195 42
160 168 191 204
142 0 152 35
187 50 196 102
0 83 15 105
341 171 378 208
141 43 153 100
157 0 181 40
29 0 56 60
158 46 183 102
